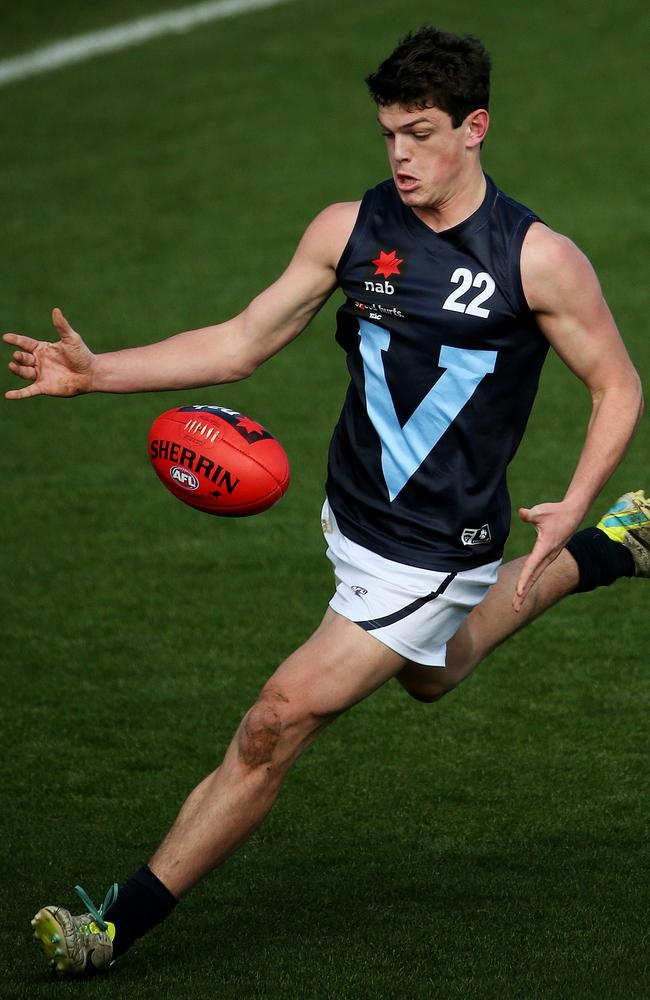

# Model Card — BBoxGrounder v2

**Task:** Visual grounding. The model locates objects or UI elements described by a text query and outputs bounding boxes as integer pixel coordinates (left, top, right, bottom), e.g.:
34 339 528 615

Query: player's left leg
398 489 650 702
31 608 407 976
146 609 404 899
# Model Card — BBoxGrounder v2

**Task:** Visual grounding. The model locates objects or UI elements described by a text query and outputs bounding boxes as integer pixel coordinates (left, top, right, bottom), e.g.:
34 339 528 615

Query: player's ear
465 109 489 148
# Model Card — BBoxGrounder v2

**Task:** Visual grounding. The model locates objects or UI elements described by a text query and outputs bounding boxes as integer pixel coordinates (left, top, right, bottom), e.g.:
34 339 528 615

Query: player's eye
380 131 393 139
413 132 431 140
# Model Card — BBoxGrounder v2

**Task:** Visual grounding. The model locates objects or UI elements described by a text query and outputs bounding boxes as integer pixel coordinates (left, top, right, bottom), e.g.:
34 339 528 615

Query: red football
148 405 290 516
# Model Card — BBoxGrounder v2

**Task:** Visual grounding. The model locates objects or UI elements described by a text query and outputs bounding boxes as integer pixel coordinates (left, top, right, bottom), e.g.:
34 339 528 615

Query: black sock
565 526 635 593
103 865 178 958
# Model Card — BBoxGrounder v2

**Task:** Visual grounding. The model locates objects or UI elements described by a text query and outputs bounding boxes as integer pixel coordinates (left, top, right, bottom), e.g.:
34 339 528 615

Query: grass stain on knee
239 702 283 768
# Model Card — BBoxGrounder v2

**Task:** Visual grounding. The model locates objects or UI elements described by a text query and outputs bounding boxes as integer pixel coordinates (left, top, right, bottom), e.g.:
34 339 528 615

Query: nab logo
364 249 403 296
170 466 200 491
365 280 395 295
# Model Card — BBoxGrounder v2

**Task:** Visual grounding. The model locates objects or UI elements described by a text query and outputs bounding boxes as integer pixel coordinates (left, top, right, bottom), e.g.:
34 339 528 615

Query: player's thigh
232 611 406 776
263 607 407 721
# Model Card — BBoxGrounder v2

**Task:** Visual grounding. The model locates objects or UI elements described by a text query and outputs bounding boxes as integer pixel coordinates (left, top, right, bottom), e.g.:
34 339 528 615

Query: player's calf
396 614 478 703
396 661 464 703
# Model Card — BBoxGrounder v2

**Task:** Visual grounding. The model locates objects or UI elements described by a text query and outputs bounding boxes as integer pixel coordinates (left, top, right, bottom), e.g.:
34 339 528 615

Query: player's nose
393 134 412 162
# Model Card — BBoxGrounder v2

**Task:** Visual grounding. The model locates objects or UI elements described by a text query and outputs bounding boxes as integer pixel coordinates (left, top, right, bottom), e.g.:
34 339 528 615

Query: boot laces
74 883 118 936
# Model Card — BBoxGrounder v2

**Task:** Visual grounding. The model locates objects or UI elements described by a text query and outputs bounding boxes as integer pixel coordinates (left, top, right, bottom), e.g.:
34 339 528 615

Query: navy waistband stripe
355 572 457 631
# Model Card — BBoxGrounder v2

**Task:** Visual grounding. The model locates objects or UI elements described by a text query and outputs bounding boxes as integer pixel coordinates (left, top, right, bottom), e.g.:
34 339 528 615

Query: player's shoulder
521 222 600 310
299 201 362 270
309 201 362 238
522 222 594 275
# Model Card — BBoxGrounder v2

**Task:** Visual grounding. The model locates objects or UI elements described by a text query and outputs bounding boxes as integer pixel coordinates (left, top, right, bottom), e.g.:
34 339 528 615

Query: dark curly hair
366 26 491 128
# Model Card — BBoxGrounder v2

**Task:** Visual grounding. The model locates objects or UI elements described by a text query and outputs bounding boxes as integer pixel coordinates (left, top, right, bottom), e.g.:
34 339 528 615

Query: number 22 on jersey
358 319 497 501
442 267 496 318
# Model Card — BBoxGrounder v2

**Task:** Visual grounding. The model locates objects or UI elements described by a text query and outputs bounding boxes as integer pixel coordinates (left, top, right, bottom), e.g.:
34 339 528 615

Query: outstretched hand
513 500 582 612
4 308 94 399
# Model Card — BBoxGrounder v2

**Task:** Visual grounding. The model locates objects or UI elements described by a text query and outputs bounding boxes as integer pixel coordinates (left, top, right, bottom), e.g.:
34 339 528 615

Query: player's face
378 104 486 211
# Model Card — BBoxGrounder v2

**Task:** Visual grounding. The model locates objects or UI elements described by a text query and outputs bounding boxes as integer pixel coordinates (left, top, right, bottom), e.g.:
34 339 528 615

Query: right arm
4 202 359 400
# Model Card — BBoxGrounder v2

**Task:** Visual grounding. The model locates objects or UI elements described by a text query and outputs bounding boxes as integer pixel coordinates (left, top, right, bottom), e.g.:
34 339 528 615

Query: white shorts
322 499 500 668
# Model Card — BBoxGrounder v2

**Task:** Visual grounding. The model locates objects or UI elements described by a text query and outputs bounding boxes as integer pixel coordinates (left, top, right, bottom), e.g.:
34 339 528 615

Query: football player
5 25 647 976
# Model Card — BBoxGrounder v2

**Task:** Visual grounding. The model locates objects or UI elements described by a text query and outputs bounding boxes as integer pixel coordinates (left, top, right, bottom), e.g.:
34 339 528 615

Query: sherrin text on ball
148 405 290 516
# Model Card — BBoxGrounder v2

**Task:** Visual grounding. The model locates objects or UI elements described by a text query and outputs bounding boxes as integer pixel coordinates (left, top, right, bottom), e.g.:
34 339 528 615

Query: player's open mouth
395 173 420 191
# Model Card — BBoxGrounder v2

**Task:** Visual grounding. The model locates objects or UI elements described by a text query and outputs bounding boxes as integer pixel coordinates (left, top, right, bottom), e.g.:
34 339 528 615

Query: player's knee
238 695 285 769
238 685 308 770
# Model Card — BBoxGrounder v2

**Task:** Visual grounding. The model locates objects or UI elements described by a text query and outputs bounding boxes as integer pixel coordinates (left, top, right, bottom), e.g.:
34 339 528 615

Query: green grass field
1 1 648 997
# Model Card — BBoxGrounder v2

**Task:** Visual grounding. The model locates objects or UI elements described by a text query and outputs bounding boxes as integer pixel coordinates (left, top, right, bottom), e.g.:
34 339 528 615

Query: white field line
0 0 294 88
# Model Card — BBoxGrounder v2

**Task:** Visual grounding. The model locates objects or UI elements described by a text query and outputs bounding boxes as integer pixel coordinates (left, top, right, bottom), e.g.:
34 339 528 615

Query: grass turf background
1 1 648 997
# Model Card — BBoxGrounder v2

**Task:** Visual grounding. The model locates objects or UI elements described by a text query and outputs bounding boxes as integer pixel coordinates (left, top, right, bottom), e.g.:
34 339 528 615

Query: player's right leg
397 488 650 703
32 608 406 976
396 549 578 702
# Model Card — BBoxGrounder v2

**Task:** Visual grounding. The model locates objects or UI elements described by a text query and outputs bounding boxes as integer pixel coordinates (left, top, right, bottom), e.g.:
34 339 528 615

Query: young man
5 26 647 976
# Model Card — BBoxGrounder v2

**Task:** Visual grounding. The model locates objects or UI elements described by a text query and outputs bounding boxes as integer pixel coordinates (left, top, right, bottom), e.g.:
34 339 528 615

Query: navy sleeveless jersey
325 174 549 571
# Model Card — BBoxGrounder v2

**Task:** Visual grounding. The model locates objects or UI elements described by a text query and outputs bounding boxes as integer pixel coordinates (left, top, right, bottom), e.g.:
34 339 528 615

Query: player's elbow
221 354 259 383
213 327 263 383
592 366 644 423
204 358 256 386
624 369 644 428
635 374 645 421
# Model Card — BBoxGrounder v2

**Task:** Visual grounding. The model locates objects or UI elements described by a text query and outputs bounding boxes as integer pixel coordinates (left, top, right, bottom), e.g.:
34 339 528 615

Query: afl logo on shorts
170 466 200 491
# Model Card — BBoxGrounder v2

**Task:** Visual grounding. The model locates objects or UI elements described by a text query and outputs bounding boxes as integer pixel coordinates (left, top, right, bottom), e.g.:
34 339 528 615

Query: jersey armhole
507 214 541 316
335 188 376 280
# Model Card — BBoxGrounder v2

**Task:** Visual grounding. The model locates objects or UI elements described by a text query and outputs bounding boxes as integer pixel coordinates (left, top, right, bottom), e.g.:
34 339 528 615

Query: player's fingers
52 307 77 342
514 543 564 611
513 566 535 611
513 510 543 606
5 382 43 400
513 575 540 612
3 331 39 352
13 349 34 365
8 359 37 380
513 546 554 611
518 506 546 527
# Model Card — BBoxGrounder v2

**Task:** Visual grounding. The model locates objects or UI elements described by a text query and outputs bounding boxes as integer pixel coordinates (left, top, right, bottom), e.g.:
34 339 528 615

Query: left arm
513 222 644 610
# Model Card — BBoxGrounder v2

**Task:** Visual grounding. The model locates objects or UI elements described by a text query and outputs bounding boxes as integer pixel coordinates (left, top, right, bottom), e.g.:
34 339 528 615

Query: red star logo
372 249 403 279
237 415 265 436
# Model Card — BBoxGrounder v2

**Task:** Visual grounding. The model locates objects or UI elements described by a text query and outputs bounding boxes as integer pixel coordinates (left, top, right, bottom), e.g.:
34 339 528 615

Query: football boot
31 884 117 976
597 489 650 577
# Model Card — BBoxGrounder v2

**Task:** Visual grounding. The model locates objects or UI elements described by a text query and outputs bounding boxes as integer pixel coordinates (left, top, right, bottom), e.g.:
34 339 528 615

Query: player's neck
413 168 486 234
